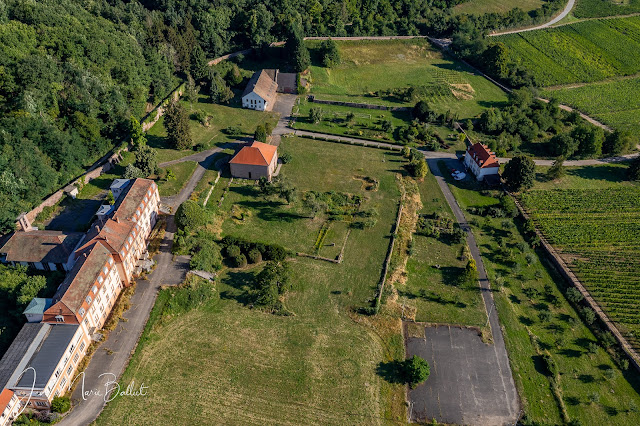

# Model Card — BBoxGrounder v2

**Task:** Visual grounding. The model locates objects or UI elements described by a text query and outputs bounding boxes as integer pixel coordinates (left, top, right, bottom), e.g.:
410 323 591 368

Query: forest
0 0 560 233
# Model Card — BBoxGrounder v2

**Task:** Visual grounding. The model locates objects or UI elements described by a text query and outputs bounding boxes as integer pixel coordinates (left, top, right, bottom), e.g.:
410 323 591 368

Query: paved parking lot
407 324 519 425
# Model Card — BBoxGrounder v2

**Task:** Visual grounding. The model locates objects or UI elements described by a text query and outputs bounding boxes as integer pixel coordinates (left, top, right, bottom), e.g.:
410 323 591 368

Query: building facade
229 141 278 181
241 70 277 111
0 179 159 416
464 143 500 181
0 390 21 426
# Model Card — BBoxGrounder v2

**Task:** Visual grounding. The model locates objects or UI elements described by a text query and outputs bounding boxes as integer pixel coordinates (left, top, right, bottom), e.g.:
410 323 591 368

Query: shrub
175 201 207 231
581 306 596 324
224 126 242 136
263 244 288 261
247 248 262 264
225 245 241 258
232 254 247 268
189 241 223 273
543 354 559 378
280 152 292 164
566 287 584 304
193 142 207 152
51 395 71 413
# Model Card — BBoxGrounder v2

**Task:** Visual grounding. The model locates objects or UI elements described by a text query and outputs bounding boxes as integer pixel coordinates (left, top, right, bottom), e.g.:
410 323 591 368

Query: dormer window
55 315 64 323
86 296 92 305
108 258 114 265
78 308 85 317
92 285 98 294
128 236 133 244
103 266 108 274
98 276 103 284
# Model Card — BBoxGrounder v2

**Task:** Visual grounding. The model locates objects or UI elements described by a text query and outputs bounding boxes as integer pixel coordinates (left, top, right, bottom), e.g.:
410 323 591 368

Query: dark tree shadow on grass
532 355 547 376
574 337 595 350
578 374 595 384
558 348 582 358
519 316 534 326
219 270 256 306
565 396 580 406
376 360 406 384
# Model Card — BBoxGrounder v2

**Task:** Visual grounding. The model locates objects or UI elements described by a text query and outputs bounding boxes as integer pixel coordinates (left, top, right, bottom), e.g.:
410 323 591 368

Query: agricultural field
306 39 508 118
97 137 408 425
441 164 640 425
453 0 543 15
573 0 640 18
542 76 640 133
496 16 640 86
520 186 640 350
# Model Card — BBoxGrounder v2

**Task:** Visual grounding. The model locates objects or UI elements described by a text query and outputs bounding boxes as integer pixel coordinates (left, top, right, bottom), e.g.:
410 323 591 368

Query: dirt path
490 0 576 36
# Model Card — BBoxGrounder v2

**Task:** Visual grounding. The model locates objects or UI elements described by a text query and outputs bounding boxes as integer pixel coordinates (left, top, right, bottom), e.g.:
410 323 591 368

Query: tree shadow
46 198 102 232
219 270 256 305
574 337 595 349
604 405 619 417
565 396 580 406
578 374 595 384
376 360 406 384
532 355 547 376
509 294 521 304
519 315 534 326
558 348 582 358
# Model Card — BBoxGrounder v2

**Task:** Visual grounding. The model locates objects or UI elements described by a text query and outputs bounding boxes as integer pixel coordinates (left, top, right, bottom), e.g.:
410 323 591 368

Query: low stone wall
207 48 253 66
309 98 410 111
512 195 640 373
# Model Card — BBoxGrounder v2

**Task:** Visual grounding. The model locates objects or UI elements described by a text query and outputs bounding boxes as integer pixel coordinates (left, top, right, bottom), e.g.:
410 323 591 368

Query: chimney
17 213 33 232
83 252 87 258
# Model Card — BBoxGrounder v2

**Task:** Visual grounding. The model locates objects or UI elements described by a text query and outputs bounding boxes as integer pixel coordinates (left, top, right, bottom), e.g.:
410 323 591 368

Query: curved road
490 0 576 36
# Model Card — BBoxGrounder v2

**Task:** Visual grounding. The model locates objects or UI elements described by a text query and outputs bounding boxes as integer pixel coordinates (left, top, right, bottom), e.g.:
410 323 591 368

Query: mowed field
496 16 640 86
520 180 640 351
454 0 543 15
96 138 407 425
307 39 508 118
441 165 640 425
542 76 640 133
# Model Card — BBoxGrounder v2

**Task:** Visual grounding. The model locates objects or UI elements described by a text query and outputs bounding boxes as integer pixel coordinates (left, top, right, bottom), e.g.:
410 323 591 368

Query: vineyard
520 188 640 350
573 0 640 19
496 16 640 86
542 76 640 133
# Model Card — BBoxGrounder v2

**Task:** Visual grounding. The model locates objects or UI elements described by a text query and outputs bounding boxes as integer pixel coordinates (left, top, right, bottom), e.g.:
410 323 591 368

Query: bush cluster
219 236 288 268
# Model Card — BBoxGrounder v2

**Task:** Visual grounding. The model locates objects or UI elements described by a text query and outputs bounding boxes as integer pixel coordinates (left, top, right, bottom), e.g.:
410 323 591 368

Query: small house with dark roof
23 298 53 323
464 143 500 182
229 141 278 180
0 230 85 272
242 70 278 111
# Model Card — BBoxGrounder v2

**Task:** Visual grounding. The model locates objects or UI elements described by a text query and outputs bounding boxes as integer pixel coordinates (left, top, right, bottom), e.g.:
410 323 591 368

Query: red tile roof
467 143 499 169
45 242 113 323
0 389 14 412
229 141 277 167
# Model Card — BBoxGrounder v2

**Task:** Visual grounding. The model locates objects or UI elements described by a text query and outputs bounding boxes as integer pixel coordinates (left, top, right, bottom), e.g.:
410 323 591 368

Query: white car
453 172 466 180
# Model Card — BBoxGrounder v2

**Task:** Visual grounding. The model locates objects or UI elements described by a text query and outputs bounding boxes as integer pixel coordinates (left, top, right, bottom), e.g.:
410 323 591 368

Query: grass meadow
96 138 409 425
306 39 508 118
440 162 640 425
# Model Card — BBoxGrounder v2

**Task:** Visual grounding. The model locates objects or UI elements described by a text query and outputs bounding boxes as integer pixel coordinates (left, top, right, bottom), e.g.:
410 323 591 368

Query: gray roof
0 323 47 389
23 298 53 315
276 72 297 91
16 324 78 388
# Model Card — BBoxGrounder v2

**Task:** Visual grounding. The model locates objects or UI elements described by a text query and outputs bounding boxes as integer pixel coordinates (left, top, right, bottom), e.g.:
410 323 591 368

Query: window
85 296 92 304
128 236 133 244
103 266 108 274
54 369 61 379
97 276 103 284
79 342 86 352
84 318 89 328
91 285 97 294
60 378 67 388
73 353 80 364
108 258 114 265
55 315 64 323
36 401 47 407
78 308 85 317
66 365 72 376
120 250 125 257
94 314 99 324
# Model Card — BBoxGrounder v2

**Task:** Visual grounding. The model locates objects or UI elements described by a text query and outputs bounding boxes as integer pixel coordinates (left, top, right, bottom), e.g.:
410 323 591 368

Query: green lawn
156 161 198 197
306 39 508 118
533 163 637 191
400 173 486 326
96 137 407 425
453 0 543 15
440 164 640 425
148 93 278 164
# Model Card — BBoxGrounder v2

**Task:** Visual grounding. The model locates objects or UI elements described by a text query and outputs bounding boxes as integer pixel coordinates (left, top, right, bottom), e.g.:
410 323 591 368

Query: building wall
229 163 271 180
242 92 267 111
464 153 499 181
0 394 21 426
